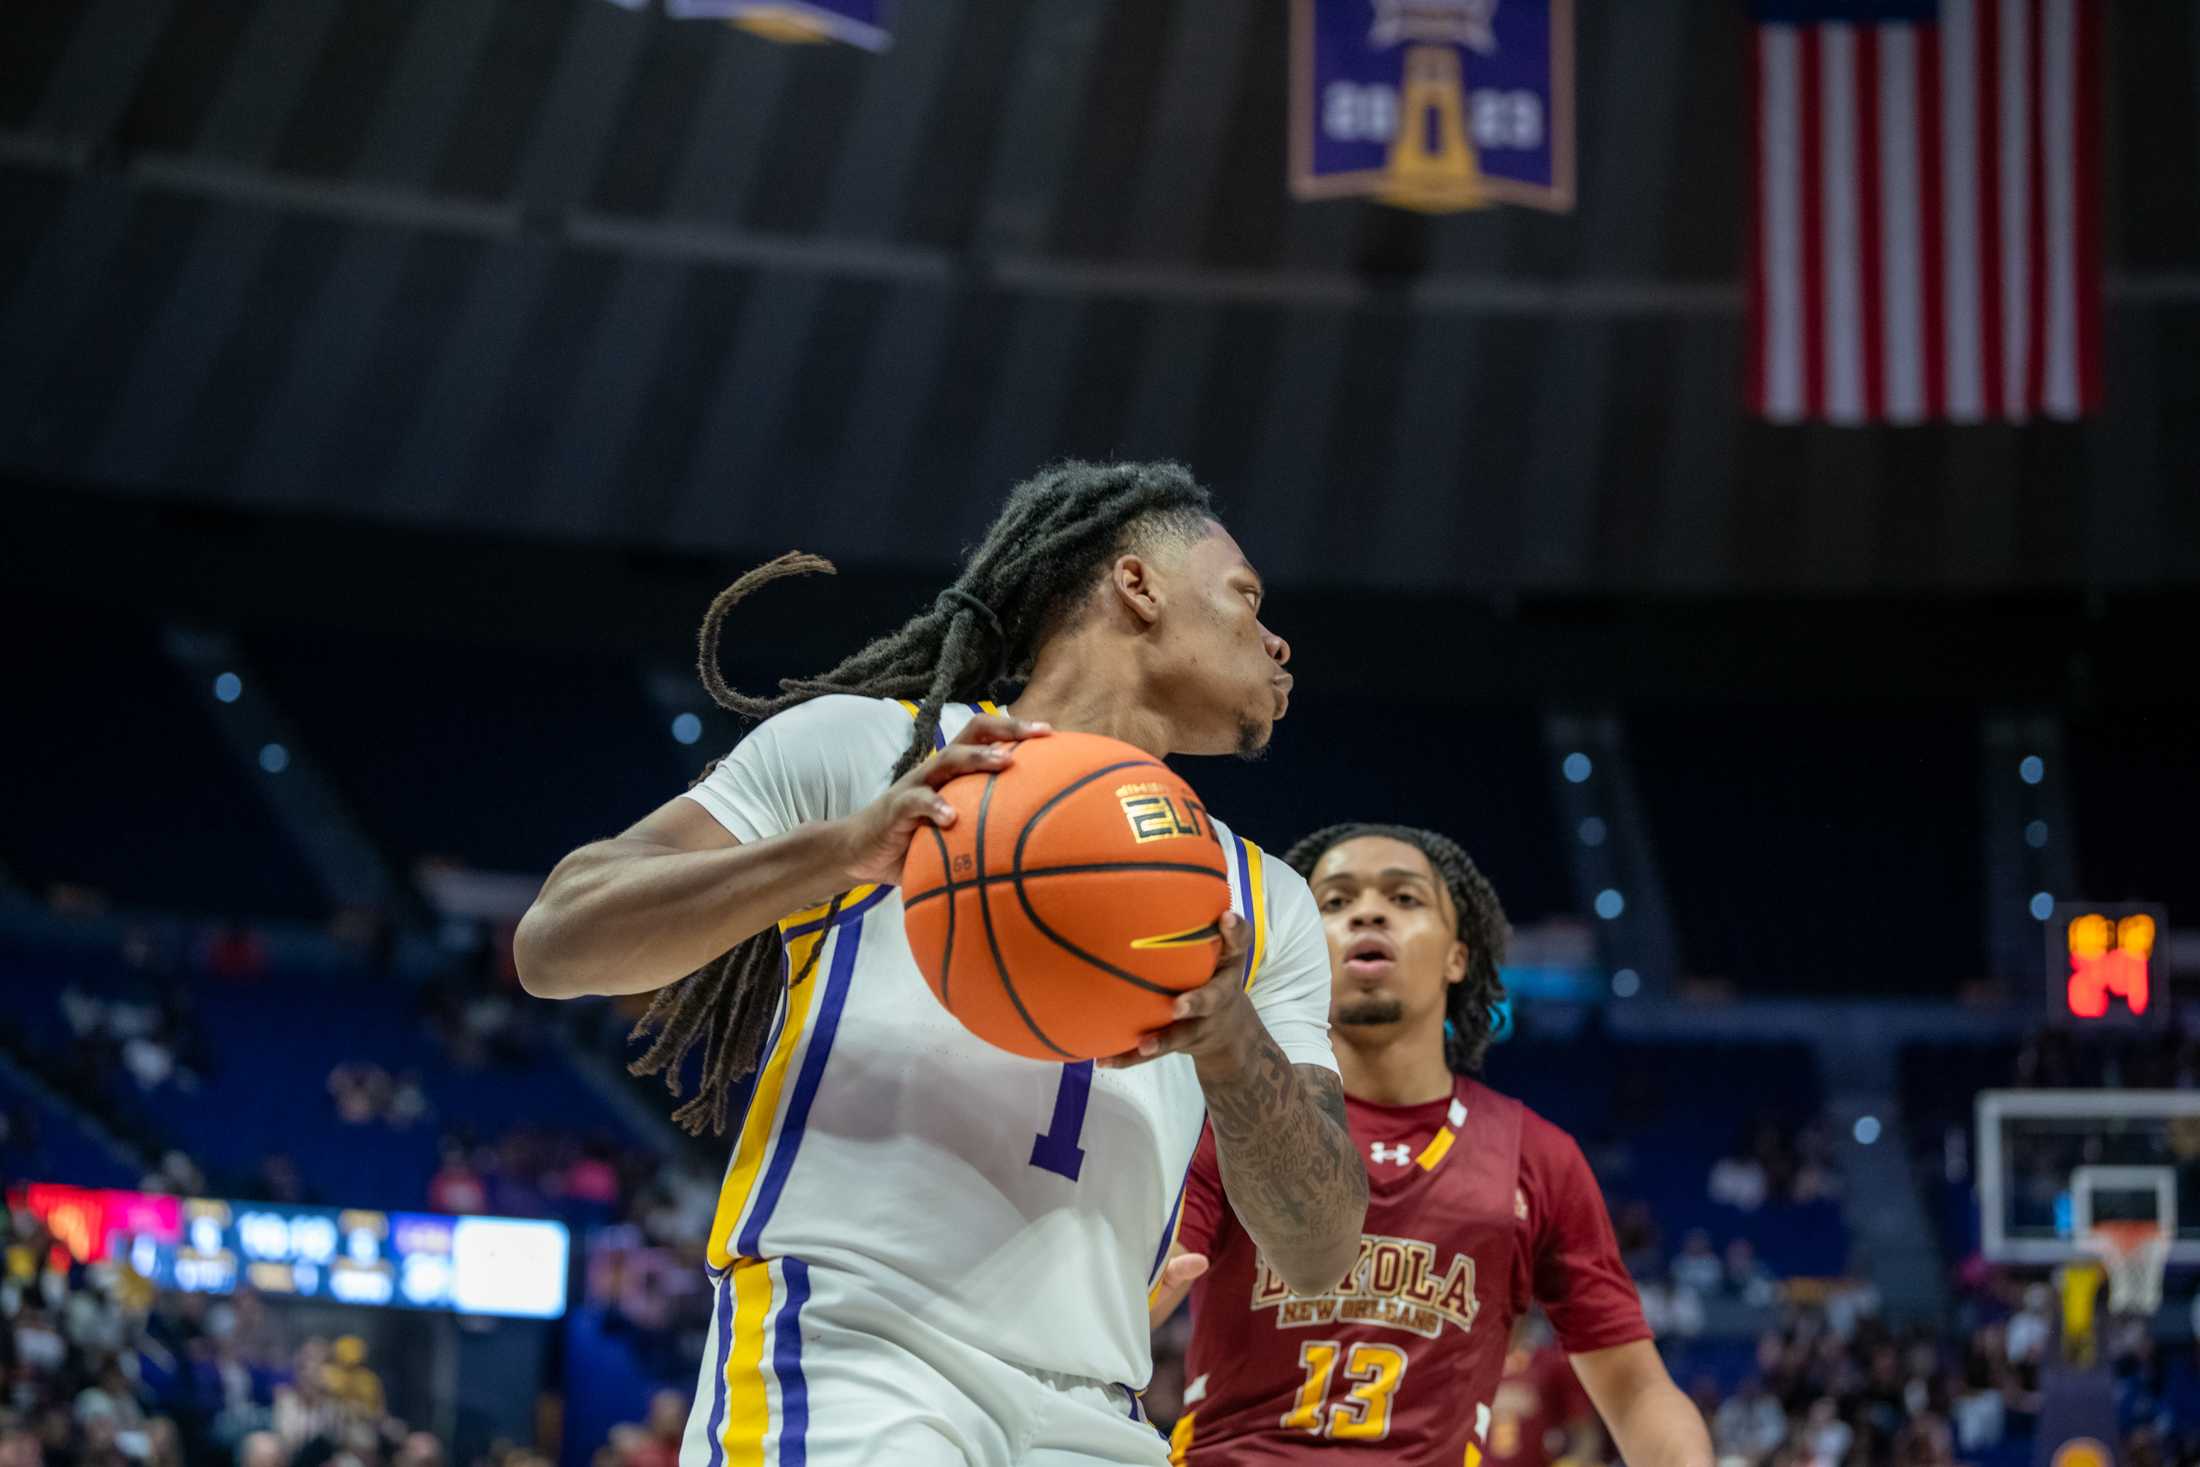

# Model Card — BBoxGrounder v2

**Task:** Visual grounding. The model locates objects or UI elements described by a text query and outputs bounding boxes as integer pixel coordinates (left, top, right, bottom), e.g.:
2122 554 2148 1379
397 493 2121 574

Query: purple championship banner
608 0 892 51
1291 0 1574 213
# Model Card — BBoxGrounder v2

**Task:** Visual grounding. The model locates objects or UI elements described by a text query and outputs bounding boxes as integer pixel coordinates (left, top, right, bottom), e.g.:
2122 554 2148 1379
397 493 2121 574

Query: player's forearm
1604 1379 1712 1467
1198 1032 1366 1296
515 823 852 999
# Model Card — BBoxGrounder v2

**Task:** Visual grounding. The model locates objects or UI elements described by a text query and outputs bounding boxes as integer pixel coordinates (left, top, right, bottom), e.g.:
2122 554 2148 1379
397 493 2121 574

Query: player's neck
1334 1029 1455 1107
1009 644 1174 757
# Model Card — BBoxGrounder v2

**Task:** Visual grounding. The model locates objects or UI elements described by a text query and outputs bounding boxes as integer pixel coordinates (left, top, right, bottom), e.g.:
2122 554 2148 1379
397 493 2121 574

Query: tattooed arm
1102 912 1367 1295
1202 1041 1364 1294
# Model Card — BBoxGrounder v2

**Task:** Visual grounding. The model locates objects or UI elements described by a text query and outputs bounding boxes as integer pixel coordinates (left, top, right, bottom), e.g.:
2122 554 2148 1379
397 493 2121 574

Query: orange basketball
900 731 1231 1061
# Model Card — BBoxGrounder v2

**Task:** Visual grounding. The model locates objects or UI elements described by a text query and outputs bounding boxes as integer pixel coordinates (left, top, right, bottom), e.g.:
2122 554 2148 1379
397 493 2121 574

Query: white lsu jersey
678 696 1336 1404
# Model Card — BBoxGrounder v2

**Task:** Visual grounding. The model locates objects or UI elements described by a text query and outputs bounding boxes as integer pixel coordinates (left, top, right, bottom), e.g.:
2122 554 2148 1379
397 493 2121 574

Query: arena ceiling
3 0 2196 594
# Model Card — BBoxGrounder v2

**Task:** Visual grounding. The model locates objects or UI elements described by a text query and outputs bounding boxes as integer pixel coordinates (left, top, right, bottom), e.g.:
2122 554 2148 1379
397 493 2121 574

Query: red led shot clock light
2049 903 2168 1028
2065 910 2153 1018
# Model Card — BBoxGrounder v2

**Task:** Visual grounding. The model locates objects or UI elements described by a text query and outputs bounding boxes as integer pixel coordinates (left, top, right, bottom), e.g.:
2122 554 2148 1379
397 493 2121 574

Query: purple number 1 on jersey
1028 1061 1094 1181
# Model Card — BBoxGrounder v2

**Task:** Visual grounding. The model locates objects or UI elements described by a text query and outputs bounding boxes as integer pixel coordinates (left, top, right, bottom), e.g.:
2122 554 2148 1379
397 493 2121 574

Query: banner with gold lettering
1290 0 1573 213
608 0 892 51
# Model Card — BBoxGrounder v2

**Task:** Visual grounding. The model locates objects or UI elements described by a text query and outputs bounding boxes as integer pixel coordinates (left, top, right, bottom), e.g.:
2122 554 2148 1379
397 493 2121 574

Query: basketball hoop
2081 1220 2169 1317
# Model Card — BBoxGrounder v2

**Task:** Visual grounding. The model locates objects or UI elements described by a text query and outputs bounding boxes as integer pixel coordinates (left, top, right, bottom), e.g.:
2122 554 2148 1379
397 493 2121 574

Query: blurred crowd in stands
4 1200 439 1467
1710 1116 1845 1213
1 1193 710 1467
1694 1276 2190 1467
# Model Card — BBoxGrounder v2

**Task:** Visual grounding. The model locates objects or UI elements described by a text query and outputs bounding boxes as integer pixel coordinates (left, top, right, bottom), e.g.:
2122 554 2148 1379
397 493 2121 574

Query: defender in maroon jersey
1150 824 1711 1467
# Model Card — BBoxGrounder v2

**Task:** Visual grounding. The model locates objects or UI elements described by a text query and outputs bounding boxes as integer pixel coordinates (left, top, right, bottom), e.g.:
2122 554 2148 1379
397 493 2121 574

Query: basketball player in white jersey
516 463 1367 1467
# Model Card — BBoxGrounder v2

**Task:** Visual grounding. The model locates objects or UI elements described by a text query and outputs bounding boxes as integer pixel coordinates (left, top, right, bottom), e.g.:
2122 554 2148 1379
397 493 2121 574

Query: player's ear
1110 554 1164 627
1444 939 1469 986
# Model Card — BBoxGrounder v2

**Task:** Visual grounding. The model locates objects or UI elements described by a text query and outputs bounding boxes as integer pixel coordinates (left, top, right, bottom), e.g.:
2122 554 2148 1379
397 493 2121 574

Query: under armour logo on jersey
1370 1141 1414 1166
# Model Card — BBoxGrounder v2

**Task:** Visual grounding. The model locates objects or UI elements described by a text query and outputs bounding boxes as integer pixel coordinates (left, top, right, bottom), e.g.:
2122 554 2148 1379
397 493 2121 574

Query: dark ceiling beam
80 0 348 486
969 294 1087 501
2081 312 2164 587
378 242 557 518
455 2 665 541
233 0 507 506
596 1 952 364
124 152 521 234
14 137 2193 313
513 1 654 215
971 0 1106 256
354 0 507 186
1793 418 1892 590
959 3 1106 507
1646 315 1744 592
1240 32 1422 557
567 211 945 277
542 23 782 542
1512 2 1688 586
231 226 416 507
1378 309 1487 586
816 0 969 239
533 258 693 534
372 3 652 525
0 178 135 457
1511 317 1617 586
826 283 956 506
1427 198 1522 276
83 206 285 488
1122 0 1258 263
1243 304 1351 545
805 0 974 527
665 29 793 222
27 0 180 149
1119 303 1219 461
664 269 831 544
194 0 348 166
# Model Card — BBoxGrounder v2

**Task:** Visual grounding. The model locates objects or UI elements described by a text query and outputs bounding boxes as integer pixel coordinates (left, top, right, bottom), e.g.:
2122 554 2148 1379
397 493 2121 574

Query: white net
2082 1222 2169 1317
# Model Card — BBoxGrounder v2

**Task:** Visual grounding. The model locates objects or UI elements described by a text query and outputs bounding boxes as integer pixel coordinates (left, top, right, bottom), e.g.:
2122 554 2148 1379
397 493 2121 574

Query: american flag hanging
1747 1 2101 424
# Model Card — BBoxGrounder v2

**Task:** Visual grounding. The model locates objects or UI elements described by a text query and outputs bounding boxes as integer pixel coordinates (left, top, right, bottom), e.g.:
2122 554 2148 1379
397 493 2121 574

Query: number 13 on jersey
1282 1340 1409 1441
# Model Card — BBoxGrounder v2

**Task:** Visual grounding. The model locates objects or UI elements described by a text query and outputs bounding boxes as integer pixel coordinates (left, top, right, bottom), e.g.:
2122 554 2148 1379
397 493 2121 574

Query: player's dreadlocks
1282 823 1510 1075
630 461 1218 1135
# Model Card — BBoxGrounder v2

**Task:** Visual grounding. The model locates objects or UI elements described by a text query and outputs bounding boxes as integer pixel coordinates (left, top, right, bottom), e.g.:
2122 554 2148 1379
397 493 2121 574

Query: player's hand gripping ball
901 730 1231 1061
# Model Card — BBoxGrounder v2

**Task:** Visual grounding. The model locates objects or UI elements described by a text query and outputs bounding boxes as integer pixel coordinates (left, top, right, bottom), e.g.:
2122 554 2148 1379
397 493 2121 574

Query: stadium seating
1490 1036 1847 1278
0 909 647 1214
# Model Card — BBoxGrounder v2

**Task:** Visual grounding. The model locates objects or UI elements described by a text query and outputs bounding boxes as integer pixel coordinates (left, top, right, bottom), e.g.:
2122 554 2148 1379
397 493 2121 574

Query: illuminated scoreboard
12 1184 568 1320
2047 902 2169 1030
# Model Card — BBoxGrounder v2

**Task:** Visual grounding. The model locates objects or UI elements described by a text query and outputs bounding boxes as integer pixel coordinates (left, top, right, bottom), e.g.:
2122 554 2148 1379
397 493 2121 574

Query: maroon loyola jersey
1167 1078 1649 1466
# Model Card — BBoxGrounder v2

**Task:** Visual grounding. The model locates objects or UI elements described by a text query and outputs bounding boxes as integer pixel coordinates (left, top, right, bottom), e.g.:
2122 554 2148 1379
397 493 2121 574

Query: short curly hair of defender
1282 823 1511 1074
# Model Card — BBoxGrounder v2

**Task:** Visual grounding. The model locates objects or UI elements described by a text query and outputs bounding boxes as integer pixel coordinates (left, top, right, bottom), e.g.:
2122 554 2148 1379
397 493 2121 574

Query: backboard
1975 1089 2200 1266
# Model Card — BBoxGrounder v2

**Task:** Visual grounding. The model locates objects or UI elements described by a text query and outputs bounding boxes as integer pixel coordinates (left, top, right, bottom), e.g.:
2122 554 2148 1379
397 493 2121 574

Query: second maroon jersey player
1487 1328 1599 1467
1151 824 1711 1467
